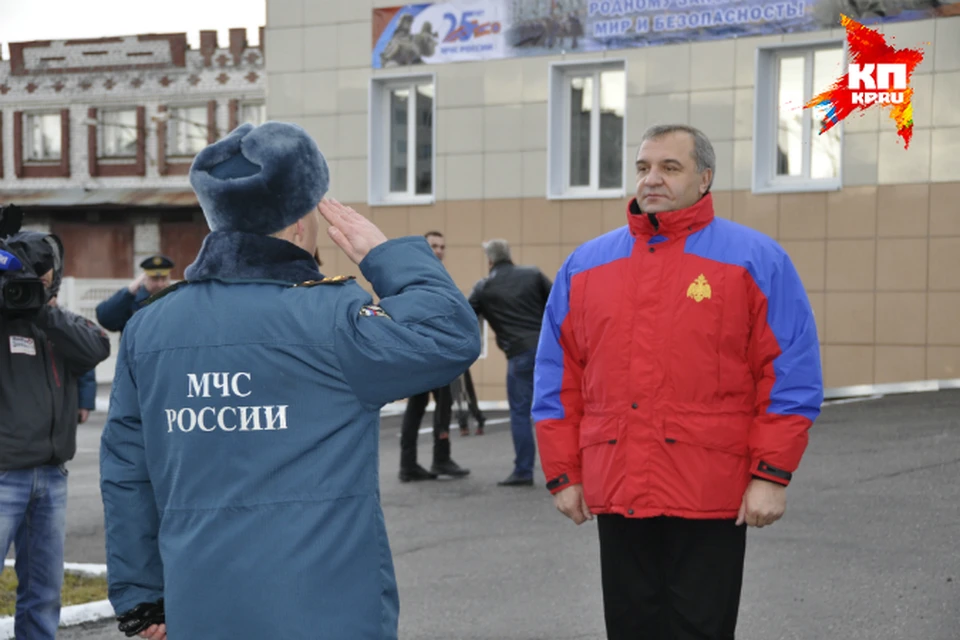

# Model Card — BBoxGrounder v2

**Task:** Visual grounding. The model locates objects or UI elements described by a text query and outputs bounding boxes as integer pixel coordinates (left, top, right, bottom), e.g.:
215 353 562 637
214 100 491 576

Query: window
99 109 138 158
548 61 626 199
240 102 266 126
24 113 61 162
754 42 844 193
167 106 208 157
369 75 435 205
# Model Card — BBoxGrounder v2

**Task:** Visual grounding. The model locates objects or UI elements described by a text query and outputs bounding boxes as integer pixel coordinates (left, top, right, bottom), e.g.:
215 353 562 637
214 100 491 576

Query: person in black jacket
0 231 111 640
469 239 552 486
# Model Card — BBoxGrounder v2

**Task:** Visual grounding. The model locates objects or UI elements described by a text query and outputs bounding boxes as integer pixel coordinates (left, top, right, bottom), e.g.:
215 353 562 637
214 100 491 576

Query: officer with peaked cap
99 120 481 640
95 254 175 333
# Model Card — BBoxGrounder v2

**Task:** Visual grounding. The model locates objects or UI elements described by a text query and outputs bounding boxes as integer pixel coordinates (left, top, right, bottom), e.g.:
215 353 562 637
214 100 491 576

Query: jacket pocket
662 415 750 512
579 415 620 509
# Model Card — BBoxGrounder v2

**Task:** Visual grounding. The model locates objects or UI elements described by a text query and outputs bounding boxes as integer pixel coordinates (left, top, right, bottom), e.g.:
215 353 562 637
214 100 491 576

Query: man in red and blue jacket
533 124 823 640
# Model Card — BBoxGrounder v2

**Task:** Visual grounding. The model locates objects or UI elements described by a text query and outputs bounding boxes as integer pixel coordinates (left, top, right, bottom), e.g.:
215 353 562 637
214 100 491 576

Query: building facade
223 4 960 399
0 28 265 280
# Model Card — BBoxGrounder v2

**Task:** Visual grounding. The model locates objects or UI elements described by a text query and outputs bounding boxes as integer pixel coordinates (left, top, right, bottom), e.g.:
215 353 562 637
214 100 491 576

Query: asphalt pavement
45 390 960 639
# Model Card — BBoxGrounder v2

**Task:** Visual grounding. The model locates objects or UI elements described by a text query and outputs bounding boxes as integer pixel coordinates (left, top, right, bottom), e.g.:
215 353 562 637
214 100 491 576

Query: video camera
0 204 47 318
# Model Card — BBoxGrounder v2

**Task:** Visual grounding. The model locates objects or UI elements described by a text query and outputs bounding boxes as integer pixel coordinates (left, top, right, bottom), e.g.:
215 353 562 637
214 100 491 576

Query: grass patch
0 568 108 616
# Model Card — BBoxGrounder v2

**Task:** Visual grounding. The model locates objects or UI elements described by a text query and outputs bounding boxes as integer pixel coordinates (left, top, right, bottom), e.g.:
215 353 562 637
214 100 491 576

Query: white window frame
368 73 436 206
23 111 62 163
753 39 846 194
167 105 208 157
239 101 266 127
547 59 627 200
98 108 138 159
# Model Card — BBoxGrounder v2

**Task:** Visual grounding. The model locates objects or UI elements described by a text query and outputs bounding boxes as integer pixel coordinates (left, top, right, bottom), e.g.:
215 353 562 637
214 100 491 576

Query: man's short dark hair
424 231 443 239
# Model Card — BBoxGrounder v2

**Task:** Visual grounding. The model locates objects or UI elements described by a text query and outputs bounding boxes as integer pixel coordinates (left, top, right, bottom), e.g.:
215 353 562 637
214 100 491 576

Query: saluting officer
95 254 175 333
99 121 481 640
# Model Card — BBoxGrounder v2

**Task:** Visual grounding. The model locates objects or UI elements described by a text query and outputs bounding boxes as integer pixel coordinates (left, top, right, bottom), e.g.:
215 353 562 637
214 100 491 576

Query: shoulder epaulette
293 275 356 287
143 280 189 306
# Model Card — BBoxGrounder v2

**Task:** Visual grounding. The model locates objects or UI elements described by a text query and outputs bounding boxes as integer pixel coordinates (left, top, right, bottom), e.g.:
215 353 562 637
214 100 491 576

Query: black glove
116 599 165 637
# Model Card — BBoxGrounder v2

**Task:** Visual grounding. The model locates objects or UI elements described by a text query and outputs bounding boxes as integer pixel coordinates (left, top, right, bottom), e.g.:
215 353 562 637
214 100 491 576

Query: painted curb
0 561 114 639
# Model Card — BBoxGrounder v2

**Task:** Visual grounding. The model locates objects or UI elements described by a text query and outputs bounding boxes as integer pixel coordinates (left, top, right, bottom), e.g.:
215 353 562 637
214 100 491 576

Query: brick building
0 28 265 280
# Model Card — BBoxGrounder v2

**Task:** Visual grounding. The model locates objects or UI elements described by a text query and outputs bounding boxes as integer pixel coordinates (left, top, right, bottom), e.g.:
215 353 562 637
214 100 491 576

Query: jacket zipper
45 337 59 459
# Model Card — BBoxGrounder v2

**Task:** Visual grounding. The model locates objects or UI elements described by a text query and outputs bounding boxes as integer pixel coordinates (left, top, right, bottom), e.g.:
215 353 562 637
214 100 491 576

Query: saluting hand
318 198 387 266
736 478 786 528
554 484 594 525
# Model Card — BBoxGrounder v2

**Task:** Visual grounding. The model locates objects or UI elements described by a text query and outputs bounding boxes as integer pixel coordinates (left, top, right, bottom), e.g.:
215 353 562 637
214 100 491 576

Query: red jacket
533 194 823 519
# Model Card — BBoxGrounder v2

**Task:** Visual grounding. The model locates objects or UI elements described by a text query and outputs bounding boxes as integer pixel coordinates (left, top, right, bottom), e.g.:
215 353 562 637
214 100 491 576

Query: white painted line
822 394 884 406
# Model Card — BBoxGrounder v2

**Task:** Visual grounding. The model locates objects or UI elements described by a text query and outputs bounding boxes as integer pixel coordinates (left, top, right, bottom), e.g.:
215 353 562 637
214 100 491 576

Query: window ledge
752 179 842 195
369 194 435 207
548 189 625 201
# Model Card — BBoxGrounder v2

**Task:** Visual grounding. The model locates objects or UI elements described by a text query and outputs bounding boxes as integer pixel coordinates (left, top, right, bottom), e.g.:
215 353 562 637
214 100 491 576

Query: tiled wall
265 1 960 400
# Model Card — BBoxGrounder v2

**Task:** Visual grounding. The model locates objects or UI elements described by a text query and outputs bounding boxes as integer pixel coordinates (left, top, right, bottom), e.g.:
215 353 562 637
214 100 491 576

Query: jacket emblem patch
359 305 391 319
686 274 712 303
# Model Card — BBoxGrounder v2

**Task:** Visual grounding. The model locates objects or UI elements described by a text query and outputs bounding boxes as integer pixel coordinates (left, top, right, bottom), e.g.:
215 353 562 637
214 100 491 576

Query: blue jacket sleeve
78 369 97 410
99 331 164 614
96 288 136 332
334 237 482 408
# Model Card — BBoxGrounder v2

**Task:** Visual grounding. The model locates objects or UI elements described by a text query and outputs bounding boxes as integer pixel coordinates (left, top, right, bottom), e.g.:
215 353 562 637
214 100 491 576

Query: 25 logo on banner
443 9 502 42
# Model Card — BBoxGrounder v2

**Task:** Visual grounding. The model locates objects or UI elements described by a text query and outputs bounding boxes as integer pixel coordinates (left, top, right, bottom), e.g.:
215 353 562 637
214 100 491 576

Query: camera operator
0 228 111 640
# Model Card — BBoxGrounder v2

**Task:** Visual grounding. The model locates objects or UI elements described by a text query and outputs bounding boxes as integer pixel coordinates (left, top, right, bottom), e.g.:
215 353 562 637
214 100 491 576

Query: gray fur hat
189 121 329 235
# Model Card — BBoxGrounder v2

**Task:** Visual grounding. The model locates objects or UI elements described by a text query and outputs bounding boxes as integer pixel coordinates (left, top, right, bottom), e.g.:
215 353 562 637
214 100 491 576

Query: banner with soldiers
371 0 957 69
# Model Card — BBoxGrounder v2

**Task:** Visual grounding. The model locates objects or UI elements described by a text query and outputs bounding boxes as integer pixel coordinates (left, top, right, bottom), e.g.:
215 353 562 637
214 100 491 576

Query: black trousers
597 515 747 640
399 385 452 469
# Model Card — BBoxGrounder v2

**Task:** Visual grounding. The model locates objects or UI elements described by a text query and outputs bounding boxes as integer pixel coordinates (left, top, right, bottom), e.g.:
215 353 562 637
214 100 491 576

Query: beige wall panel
825 293 875 344
731 191 778 238
875 292 927 345
929 238 960 290
444 200 483 247
712 191 734 220
371 206 409 240
483 199 523 244
779 193 828 240
875 347 926 384
560 200 605 245
876 238 928 291
927 347 960 379
408 203 446 237
928 293 960 344
824 346 875 387
826 240 876 291
602 198 628 232
522 199 563 245
827 187 878 239
930 183 960 235
877 184 930 237
780 240 827 290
